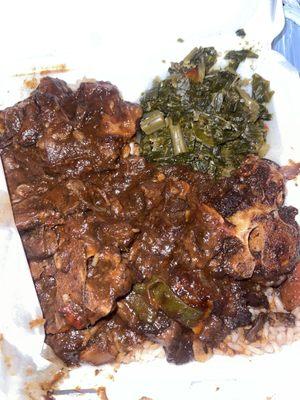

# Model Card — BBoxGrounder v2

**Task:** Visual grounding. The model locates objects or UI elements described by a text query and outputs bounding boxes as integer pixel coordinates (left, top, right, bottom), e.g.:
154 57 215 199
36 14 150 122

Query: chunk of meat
244 313 267 342
34 267 60 334
46 327 91 366
210 156 285 217
0 77 142 176
75 81 142 137
169 267 217 310
79 317 143 366
85 246 132 323
164 329 194 364
13 195 63 231
249 210 299 283
13 180 91 231
98 221 138 250
193 203 234 266
29 258 56 281
280 262 300 311
35 76 77 119
22 227 58 260
1 147 56 205
0 77 75 152
218 281 252 330
198 315 228 348
53 238 88 331
215 203 299 282
208 236 254 279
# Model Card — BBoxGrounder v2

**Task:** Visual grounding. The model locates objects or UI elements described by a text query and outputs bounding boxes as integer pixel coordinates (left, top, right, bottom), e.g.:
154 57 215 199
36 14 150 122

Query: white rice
120 288 300 363
214 288 300 358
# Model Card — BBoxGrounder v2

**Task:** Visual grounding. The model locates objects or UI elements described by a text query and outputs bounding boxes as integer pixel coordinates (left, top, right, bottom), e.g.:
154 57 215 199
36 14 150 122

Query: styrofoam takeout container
0 1 299 399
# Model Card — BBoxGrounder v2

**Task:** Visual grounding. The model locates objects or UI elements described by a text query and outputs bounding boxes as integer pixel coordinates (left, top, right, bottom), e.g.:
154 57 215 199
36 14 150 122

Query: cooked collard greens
140 47 273 177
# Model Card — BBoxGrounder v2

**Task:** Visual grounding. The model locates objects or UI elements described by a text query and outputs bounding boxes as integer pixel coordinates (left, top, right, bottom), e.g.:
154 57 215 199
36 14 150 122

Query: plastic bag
273 0 300 71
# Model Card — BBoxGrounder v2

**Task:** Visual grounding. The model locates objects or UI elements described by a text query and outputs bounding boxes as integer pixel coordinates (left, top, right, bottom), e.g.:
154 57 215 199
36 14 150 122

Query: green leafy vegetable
224 49 258 71
252 73 274 103
139 46 272 177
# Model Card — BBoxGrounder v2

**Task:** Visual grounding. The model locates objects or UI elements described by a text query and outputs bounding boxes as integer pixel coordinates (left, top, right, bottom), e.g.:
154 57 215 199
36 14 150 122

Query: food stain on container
23 77 39 90
15 64 70 78
29 317 46 329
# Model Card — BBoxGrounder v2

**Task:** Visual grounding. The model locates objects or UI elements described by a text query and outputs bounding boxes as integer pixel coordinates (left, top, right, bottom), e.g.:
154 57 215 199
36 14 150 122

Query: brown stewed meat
0 77 299 366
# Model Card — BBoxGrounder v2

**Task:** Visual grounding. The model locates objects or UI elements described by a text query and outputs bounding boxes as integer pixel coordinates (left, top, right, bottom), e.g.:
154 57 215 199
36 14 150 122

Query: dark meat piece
198 315 228 348
244 313 267 342
31 79 142 174
79 316 143 366
46 327 91 366
165 330 194 364
278 206 299 229
34 266 59 334
0 77 75 151
85 246 132 323
0 77 142 177
35 77 77 119
187 203 235 270
129 223 180 280
249 210 299 283
13 194 62 231
75 81 142 137
14 177 103 231
22 227 58 260
210 156 285 217
221 208 298 282
1 146 56 206
29 258 56 281
244 291 269 309
208 208 298 285
208 236 256 279
280 261 300 311
220 282 252 330
53 238 88 331
98 221 138 251
169 267 217 310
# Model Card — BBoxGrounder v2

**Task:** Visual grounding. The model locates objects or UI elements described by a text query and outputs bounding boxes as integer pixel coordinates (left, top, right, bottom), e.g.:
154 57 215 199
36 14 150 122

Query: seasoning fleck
236 28 246 38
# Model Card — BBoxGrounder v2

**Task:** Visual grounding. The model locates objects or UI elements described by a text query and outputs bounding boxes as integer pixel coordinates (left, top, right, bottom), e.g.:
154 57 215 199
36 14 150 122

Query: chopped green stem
140 110 165 135
167 118 187 155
